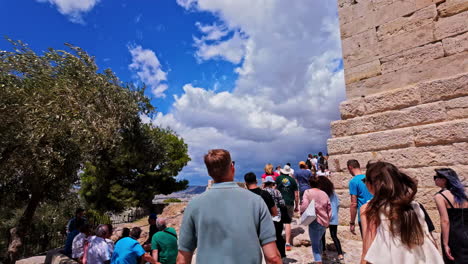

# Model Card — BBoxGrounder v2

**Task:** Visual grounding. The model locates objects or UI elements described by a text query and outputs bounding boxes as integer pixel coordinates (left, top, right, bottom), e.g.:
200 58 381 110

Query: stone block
335 189 351 208
437 0 468 17
434 10 468 40
379 142 468 169
331 172 354 189
341 14 375 39
401 165 468 188
339 85 421 119
378 22 435 58
446 96 468 120
342 29 379 68
442 31 468 56
329 127 414 155
347 51 468 98
373 0 436 27
418 71 468 103
376 4 437 41
380 42 444 74
344 60 381 84
338 0 358 9
415 187 440 209
413 119 468 147
339 0 374 25
328 151 382 172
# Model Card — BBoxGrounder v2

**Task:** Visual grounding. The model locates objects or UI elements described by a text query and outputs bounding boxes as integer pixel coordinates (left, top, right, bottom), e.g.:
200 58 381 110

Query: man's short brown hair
347 159 360 169
204 149 232 180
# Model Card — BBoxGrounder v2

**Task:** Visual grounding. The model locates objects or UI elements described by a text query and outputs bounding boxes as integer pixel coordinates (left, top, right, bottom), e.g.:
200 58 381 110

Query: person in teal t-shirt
347 159 373 237
151 218 178 264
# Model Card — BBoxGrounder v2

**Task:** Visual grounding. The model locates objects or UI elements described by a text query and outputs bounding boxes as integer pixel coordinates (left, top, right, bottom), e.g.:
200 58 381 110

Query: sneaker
285 244 292 251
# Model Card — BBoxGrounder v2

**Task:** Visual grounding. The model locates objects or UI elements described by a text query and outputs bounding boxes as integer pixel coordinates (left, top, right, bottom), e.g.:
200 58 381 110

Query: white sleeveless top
365 202 444 264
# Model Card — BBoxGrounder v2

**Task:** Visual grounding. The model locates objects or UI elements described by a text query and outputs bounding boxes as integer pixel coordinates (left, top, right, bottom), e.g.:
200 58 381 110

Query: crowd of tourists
64 212 178 264
64 148 467 264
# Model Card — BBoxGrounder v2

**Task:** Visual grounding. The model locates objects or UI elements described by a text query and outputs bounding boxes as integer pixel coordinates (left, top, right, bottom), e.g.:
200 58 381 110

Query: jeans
309 220 326 262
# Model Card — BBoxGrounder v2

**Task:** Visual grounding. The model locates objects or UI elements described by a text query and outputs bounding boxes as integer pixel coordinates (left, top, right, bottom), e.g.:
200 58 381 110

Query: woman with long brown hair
360 161 443 264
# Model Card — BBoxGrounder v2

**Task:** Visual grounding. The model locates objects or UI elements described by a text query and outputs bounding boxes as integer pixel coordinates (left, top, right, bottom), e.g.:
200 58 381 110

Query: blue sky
1 0 346 185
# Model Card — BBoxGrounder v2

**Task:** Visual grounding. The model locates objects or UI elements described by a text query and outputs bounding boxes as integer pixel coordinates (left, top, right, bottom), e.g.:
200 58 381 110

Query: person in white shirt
104 224 114 256
87 225 111 264
286 163 294 177
72 223 90 262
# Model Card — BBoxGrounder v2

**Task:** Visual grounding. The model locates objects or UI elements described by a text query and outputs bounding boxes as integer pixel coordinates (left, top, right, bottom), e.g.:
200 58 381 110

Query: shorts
283 205 294 223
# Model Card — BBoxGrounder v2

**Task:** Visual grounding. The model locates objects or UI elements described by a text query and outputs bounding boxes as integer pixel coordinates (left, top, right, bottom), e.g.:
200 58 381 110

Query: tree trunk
7 192 41 264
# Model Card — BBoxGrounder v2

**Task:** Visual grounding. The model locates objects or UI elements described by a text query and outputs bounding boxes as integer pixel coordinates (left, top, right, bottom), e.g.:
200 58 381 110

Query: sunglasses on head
433 175 444 180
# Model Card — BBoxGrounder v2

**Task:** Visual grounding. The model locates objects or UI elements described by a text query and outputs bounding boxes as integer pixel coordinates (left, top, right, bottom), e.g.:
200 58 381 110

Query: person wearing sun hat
276 165 299 251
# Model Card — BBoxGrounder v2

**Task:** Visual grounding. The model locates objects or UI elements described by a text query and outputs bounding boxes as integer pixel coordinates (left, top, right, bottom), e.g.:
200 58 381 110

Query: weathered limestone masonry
328 0 468 228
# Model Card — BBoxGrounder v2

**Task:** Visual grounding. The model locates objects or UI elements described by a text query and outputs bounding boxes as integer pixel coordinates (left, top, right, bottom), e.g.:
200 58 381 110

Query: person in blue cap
143 213 158 251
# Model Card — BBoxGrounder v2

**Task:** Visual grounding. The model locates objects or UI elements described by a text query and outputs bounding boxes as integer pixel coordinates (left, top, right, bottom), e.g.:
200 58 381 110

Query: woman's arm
300 190 310 213
360 204 376 264
434 194 455 261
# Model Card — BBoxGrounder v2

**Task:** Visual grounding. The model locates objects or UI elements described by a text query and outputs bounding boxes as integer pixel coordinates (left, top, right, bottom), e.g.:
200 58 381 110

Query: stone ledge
328 127 414 155
330 118 468 155
328 142 468 172
347 51 468 98
333 101 448 138
413 118 468 147
339 71 468 119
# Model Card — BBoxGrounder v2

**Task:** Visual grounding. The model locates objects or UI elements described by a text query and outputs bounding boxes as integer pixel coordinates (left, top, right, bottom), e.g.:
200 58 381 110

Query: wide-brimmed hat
280 165 292 175
264 176 275 183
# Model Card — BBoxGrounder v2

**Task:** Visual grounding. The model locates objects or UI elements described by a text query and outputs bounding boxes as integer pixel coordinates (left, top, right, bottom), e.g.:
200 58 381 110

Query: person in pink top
300 177 331 264
262 163 279 182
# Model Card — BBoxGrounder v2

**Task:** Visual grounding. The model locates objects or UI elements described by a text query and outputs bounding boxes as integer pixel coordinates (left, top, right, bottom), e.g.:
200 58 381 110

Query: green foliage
163 198 182 203
80 124 190 212
0 38 189 261
0 38 153 205
0 191 81 261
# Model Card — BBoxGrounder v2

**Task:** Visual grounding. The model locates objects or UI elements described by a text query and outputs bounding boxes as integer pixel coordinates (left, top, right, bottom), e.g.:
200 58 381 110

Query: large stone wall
329 0 468 228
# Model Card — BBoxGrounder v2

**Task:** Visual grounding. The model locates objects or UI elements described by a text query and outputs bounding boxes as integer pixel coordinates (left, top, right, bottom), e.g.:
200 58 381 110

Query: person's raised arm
350 195 358 235
434 194 455 261
360 204 376 264
262 241 282 264
176 250 193 264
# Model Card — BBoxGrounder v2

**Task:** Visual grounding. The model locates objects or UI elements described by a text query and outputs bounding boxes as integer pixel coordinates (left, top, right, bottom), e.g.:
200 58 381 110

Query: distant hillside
152 185 207 204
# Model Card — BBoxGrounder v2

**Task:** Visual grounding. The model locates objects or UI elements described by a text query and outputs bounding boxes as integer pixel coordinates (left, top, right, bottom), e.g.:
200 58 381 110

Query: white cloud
37 0 100 24
194 31 246 64
128 45 169 98
176 0 198 10
166 0 345 184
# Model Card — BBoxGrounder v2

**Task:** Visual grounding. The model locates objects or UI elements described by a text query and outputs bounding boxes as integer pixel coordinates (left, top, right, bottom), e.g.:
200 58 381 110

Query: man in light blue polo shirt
347 159 373 237
176 149 282 264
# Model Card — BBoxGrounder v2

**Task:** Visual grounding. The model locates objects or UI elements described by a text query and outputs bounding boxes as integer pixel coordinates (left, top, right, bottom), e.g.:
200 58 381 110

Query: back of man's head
244 172 257 185
130 227 142 239
347 159 360 169
318 152 323 156
96 224 108 238
156 218 167 231
204 149 232 181
308 154 312 158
